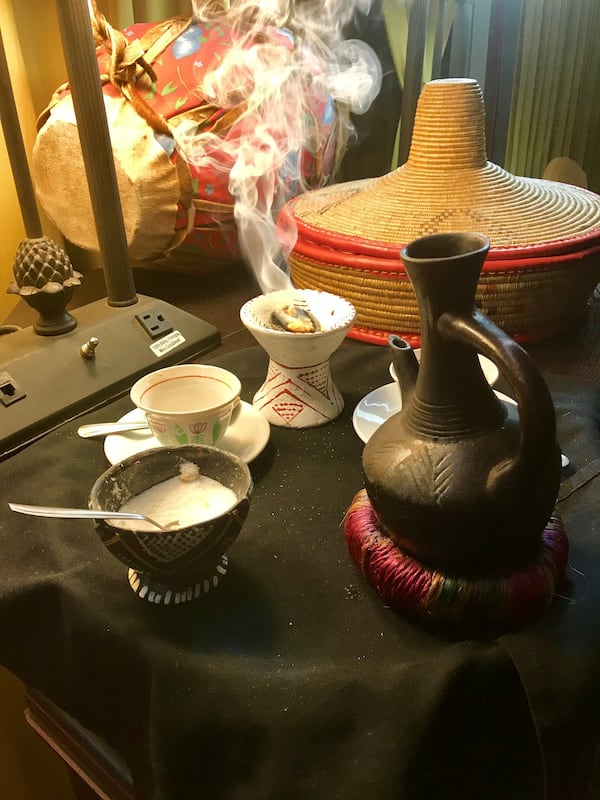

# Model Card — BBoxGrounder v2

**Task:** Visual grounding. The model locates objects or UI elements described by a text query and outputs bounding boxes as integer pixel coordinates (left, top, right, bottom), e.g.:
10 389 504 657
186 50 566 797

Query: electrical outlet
135 309 174 340
0 371 26 406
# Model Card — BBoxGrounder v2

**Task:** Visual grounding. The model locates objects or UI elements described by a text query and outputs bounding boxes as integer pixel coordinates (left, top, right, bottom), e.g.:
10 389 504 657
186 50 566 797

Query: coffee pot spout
388 334 419 399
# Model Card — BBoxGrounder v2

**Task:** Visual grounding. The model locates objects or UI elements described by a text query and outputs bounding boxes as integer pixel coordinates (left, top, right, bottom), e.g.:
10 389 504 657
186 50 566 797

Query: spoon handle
8 503 165 530
77 421 149 438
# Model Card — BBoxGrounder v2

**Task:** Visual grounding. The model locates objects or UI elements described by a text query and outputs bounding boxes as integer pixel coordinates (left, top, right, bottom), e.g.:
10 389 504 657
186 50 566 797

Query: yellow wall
0 2 31 322
0 0 66 323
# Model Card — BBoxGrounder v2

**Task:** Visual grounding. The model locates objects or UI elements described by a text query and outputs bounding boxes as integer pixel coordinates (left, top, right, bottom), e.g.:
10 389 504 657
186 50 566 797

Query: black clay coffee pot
362 232 561 574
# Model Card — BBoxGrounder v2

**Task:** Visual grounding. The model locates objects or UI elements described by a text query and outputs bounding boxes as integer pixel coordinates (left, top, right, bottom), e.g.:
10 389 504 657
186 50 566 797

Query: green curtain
382 0 457 168
382 0 457 89
505 0 600 191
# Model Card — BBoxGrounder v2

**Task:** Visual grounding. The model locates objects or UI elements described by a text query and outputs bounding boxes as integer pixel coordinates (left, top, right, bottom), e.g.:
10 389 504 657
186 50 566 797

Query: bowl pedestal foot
127 554 229 605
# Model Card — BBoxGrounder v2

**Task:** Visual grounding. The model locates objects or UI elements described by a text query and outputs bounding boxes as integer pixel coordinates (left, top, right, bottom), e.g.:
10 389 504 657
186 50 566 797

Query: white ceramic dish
388 349 499 386
104 403 270 465
352 382 516 444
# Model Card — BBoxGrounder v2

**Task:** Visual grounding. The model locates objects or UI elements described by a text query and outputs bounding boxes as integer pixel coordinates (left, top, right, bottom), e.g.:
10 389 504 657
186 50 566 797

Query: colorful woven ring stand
344 489 569 632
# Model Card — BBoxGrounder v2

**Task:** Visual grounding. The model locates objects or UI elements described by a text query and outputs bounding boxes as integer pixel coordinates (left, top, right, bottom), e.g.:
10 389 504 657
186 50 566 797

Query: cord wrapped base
344 489 569 633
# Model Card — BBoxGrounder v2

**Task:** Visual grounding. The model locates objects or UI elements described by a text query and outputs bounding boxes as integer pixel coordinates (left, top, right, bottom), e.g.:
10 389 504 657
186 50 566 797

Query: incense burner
240 289 356 427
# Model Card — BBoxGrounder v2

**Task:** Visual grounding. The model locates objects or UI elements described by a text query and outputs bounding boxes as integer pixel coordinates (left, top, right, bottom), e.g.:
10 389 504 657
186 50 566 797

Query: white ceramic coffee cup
130 364 242 447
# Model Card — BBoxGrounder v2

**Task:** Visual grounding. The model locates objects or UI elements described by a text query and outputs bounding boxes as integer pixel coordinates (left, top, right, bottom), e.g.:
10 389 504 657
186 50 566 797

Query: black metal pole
0 28 43 240
55 0 137 306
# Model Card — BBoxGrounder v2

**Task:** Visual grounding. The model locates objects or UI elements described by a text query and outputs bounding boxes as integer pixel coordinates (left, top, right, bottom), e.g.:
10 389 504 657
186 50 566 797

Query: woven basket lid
287 78 600 255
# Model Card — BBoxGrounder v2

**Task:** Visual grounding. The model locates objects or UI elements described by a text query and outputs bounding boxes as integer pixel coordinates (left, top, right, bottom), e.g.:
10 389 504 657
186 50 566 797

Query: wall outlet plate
135 308 174 340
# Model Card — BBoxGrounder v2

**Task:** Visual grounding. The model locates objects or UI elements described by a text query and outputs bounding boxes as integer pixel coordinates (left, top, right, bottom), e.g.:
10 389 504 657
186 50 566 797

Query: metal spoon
8 502 166 530
77 421 149 438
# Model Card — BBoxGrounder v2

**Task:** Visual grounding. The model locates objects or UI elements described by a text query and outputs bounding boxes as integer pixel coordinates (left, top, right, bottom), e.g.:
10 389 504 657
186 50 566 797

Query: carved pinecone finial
9 236 82 296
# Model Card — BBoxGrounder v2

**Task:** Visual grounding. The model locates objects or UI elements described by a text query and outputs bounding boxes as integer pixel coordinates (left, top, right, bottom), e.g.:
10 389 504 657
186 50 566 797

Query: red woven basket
281 79 600 345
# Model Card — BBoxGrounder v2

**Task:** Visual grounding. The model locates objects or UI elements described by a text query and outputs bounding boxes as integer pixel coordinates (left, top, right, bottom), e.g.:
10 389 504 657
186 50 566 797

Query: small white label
150 330 186 357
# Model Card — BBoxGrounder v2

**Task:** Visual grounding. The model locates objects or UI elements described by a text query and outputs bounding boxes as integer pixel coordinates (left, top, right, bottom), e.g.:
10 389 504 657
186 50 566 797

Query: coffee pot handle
438 308 560 488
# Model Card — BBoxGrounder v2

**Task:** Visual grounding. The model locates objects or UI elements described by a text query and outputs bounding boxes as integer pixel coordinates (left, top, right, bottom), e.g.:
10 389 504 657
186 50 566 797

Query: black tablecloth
1 340 600 800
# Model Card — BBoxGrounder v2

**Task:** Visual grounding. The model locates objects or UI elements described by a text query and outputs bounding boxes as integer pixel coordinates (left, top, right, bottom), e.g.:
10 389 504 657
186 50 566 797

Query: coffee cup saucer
104 403 270 465
352 383 516 444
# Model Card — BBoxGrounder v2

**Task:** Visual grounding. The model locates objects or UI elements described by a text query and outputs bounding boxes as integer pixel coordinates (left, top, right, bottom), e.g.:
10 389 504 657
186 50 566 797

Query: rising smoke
174 0 382 292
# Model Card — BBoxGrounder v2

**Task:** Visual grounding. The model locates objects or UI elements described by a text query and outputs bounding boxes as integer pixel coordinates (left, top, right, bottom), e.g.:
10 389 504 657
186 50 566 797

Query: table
1 338 600 800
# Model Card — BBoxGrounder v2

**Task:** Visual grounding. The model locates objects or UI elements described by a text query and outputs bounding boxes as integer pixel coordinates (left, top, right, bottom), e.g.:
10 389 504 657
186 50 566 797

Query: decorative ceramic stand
240 288 356 428
253 353 345 427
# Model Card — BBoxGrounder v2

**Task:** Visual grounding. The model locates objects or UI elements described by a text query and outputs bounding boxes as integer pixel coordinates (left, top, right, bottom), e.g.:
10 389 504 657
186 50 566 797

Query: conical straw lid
290 79 600 250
